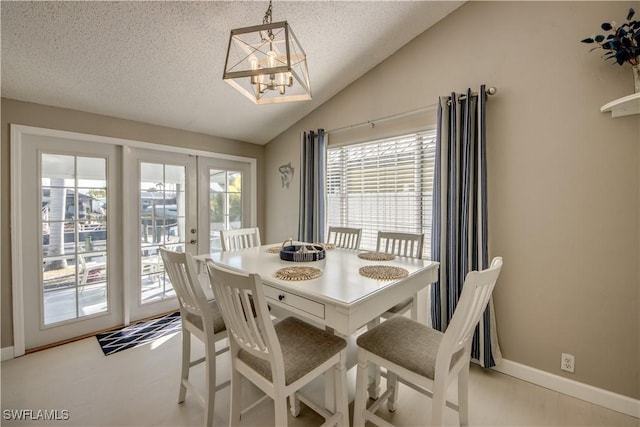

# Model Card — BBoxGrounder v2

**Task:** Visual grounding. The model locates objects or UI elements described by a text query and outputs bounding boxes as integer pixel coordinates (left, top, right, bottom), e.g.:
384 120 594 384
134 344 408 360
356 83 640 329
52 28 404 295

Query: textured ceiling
1 1 463 145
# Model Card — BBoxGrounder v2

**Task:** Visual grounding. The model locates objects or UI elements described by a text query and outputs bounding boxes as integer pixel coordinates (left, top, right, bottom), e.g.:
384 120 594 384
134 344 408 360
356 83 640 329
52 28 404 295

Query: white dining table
196 243 439 411
197 244 439 337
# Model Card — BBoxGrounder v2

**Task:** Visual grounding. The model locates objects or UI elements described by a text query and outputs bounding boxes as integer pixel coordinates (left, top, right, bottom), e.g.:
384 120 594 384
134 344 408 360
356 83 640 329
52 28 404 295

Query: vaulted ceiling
1 1 463 145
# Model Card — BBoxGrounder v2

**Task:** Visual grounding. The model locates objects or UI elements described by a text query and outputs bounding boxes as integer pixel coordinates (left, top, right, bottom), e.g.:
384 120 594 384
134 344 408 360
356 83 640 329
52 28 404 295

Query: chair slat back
327 227 362 249
206 261 281 366
376 231 424 259
160 248 208 317
440 257 503 358
220 228 262 252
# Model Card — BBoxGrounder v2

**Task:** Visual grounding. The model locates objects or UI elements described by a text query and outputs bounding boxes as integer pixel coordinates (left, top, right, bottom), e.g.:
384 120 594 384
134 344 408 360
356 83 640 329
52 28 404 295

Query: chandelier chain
261 0 275 42
263 0 273 25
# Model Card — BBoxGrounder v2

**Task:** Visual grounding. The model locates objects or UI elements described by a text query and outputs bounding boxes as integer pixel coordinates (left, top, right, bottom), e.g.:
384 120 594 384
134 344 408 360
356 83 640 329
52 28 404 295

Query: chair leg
179 328 190 403
366 319 381 399
334 352 349 427
430 375 448 427
353 354 369 427
386 370 399 412
289 394 300 417
274 389 289 427
458 367 470 427
204 336 217 427
230 367 242 425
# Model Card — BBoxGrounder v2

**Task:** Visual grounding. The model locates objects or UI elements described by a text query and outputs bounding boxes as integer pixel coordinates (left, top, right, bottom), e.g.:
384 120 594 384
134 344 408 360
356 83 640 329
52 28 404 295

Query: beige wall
264 2 640 399
0 98 265 348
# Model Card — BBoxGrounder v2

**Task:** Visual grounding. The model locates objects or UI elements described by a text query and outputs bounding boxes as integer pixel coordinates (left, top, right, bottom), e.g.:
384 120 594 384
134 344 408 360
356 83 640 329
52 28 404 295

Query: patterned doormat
96 312 181 356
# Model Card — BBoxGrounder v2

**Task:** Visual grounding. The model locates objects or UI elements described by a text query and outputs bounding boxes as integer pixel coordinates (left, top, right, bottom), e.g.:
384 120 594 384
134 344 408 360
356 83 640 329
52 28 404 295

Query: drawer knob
278 294 285 301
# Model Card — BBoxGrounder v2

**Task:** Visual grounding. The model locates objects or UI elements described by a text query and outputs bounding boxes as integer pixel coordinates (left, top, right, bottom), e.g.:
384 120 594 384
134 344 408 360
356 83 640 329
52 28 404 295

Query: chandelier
222 1 311 104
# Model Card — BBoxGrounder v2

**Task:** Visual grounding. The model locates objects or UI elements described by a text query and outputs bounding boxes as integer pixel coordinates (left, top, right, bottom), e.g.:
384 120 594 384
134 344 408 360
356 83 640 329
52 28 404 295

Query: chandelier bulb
267 51 277 68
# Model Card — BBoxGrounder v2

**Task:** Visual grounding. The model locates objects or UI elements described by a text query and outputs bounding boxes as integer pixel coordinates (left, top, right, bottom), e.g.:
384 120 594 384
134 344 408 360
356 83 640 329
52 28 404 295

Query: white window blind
327 130 436 259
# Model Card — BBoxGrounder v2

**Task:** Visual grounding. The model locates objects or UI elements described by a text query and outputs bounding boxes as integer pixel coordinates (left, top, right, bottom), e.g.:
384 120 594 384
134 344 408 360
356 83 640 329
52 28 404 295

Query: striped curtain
430 85 502 368
298 129 326 243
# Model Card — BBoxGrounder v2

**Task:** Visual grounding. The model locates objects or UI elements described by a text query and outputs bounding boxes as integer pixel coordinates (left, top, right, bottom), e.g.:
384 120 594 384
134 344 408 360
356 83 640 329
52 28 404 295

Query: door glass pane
209 169 242 252
139 162 184 304
41 154 108 326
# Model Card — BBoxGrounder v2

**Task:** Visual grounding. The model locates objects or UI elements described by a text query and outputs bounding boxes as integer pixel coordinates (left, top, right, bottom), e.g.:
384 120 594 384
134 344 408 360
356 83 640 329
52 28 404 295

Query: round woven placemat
322 243 336 250
265 246 281 254
359 265 409 280
358 252 395 261
275 266 322 281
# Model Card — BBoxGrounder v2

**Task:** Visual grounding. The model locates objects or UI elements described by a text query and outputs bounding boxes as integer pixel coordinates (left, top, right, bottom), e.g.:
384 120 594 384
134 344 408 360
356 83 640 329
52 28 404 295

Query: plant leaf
627 8 635 21
595 34 605 42
601 22 613 31
581 37 595 43
615 50 631 64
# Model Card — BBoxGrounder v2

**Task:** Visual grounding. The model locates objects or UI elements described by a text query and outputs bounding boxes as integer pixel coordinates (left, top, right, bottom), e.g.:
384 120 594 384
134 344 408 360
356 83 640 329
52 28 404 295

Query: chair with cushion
327 226 362 249
376 231 425 320
206 260 349 427
220 227 261 252
353 257 503 427
159 248 229 427
364 231 425 398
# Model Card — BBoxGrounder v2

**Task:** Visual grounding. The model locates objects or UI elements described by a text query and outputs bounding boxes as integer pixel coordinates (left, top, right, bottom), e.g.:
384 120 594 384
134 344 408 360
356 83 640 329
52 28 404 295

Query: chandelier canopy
222 1 311 105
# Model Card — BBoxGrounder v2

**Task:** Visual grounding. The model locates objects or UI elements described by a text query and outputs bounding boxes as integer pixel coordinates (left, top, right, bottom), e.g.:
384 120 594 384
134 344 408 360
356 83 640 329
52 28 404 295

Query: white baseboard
1 346 15 361
493 359 640 419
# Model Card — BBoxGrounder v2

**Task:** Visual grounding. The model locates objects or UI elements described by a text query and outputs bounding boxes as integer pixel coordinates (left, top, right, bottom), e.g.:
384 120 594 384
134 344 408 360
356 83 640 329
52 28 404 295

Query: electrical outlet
561 353 575 373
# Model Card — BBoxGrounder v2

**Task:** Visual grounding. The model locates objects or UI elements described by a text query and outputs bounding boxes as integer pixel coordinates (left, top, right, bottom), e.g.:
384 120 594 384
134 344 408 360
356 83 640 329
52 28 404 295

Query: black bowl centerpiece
279 239 326 262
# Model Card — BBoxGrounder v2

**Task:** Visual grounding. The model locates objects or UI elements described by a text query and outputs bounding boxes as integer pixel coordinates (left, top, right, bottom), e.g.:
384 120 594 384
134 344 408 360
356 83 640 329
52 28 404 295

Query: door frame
10 124 257 357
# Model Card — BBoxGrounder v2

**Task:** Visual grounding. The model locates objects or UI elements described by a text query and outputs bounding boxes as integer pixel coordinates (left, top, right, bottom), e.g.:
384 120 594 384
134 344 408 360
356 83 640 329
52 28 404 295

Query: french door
197 156 253 254
125 149 196 321
19 133 123 350
12 126 256 354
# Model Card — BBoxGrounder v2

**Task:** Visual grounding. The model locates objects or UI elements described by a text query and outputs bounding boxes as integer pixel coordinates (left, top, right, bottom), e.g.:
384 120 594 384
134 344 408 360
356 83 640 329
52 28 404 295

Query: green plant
581 8 640 66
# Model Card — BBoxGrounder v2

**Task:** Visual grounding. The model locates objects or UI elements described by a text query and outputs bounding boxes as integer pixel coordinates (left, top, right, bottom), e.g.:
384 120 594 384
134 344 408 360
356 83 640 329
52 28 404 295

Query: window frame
326 130 436 259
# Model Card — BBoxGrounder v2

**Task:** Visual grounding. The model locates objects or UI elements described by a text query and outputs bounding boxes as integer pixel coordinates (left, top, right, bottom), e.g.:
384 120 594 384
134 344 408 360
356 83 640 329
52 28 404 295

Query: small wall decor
279 162 294 188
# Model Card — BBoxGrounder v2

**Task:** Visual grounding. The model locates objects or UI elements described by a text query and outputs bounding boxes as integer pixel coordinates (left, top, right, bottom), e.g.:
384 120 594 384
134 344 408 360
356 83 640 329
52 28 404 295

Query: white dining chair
220 227 261 252
353 257 503 427
159 248 229 427
376 231 425 320
206 260 350 427
327 226 362 249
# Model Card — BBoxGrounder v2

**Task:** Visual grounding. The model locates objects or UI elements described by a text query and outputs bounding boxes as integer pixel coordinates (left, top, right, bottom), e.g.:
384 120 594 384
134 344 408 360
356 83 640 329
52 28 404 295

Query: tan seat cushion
184 300 226 334
238 317 347 386
357 316 461 380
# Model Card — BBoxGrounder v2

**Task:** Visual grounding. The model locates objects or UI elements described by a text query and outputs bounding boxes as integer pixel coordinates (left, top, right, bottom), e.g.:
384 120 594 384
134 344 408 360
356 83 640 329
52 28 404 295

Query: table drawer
263 284 325 319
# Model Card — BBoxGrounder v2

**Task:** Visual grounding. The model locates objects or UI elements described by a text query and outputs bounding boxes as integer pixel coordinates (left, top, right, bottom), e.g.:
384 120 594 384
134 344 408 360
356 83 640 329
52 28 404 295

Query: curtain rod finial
486 87 497 96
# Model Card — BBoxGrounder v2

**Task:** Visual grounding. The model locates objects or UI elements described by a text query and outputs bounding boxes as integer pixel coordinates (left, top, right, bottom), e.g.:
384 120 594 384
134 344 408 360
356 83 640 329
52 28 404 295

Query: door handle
189 239 197 244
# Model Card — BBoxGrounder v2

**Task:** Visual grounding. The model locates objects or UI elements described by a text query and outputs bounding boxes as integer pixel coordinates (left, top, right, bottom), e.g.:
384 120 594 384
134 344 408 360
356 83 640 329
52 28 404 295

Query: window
326 130 436 258
208 168 243 252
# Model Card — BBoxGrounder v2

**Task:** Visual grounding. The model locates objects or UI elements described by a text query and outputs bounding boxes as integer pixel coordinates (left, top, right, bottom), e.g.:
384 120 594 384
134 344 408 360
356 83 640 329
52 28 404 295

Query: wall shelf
600 93 640 118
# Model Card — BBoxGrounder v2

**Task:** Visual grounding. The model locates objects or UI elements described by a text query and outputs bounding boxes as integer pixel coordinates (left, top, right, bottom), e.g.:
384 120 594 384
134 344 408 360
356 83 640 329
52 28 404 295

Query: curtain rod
327 86 497 135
